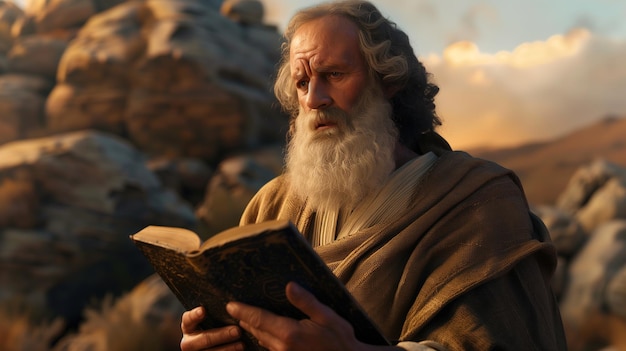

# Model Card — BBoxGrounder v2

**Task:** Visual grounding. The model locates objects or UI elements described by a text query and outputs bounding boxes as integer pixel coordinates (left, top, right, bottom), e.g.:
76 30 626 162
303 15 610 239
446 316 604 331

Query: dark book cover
130 220 389 350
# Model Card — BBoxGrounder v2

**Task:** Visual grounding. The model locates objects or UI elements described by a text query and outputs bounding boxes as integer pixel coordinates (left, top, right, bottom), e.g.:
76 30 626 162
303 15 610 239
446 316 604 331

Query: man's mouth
315 120 338 130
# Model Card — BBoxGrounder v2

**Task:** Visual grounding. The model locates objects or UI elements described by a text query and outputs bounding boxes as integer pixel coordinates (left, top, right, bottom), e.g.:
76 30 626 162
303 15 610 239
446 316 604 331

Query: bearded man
180 1 567 350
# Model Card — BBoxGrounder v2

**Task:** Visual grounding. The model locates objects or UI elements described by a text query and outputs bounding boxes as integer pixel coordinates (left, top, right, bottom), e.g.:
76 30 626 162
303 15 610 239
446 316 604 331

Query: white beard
285 84 398 211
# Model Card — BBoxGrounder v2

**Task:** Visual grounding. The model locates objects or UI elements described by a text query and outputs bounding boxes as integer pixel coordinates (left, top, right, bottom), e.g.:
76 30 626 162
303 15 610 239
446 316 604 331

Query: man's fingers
239 319 282 350
285 282 336 324
225 288 358 350
226 301 288 349
180 326 242 351
227 301 267 329
181 306 244 351
181 306 205 334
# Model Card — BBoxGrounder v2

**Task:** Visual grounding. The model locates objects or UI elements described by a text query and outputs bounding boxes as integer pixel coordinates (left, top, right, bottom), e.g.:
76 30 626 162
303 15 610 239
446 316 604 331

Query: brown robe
240 135 567 350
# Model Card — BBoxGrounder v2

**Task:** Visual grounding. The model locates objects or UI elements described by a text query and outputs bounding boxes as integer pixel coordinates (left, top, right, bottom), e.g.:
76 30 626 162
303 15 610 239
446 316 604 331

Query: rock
221 0 264 26
559 221 626 335
0 177 39 228
148 157 213 207
0 72 53 94
0 54 6 73
0 130 197 328
6 33 70 79
533 205 587 258
48 2 145 134
46 84 128 135
196 146 281 237
55 1 145 86
125 86 247 160
0 1 24 54
0 0 290 336
0 73 52 143
25 0 126 33
10 11 37 38
557 159 626 215
576 178 626 233
47 0 287 162
606 264 626 320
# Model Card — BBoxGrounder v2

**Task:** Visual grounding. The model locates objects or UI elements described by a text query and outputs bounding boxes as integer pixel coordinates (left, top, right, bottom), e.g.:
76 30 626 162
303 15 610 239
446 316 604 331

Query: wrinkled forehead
288 15 363 79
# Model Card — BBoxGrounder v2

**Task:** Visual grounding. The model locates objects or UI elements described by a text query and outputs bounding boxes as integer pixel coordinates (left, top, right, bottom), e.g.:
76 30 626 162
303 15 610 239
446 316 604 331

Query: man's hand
226 281 372 351
180 306 244 351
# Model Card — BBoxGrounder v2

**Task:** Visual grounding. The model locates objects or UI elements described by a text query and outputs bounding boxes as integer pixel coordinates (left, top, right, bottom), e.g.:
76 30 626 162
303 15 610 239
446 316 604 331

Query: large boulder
532 205 587 299
0 1 24 54
148 156 214 207
195 146 281 237
533 205 586 258
607 265 626 321
576 177 626 233
5 33 71 79
559 221 626 346
557 159 626 216
221 0 264 26
0 130 197 328
47 0 287 162
24 0 126 33
0 73 53 144
47 1 149 136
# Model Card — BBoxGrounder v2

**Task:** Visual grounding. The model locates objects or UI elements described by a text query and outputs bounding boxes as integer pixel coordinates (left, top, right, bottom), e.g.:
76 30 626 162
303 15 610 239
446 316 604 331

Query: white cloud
423 29 626 149
260 0 626 149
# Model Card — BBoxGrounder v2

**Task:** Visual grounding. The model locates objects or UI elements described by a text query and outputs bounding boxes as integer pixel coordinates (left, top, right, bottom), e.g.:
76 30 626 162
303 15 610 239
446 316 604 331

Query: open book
130 219 389 350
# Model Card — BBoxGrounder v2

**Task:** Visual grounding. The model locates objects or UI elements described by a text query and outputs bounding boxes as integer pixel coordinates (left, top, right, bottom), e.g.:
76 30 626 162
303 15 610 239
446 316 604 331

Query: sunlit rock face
0 0 287 162
48 0 286 162
0 0 287 336
0 130 198 327
536 159 626 350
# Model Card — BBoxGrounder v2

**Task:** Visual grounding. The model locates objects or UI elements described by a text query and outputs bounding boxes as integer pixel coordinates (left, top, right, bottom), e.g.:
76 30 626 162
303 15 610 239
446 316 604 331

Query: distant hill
467 115 626 206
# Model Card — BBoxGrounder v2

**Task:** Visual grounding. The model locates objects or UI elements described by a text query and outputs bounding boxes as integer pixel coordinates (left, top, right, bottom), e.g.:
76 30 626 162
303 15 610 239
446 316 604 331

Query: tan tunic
240 134 567 350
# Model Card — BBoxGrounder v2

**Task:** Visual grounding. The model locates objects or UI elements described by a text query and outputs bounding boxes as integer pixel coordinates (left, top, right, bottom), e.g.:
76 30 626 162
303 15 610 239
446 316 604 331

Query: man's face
289 15 370 133
285 17 398 210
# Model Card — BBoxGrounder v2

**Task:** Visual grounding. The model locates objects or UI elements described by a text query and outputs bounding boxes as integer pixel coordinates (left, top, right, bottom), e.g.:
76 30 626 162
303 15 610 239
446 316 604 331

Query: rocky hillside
0 0 287 341
471 115 626 206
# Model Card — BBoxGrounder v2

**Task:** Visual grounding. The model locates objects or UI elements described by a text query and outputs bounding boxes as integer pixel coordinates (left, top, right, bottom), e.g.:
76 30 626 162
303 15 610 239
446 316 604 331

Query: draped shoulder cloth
240 134 567 350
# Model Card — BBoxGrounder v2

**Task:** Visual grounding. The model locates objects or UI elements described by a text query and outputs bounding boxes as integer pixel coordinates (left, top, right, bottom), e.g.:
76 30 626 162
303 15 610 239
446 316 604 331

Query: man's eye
328 72 342 78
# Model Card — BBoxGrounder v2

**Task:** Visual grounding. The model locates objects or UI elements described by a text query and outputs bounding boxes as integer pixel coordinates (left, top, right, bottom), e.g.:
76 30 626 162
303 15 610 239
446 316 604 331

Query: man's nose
305 80 332 110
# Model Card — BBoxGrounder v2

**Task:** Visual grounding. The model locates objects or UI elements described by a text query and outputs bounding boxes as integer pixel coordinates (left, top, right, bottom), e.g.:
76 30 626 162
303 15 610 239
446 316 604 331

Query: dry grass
52 294 174 351
0 301 65 351
53 276 182 351
1 274 182 351
0 280 181 351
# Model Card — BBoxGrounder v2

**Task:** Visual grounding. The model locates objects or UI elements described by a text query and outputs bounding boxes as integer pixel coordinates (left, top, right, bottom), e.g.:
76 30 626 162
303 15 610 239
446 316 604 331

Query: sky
262 0 626 150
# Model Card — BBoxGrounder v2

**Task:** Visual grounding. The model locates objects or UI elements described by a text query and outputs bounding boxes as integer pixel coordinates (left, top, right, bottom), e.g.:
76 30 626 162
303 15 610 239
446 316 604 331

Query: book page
131 225 201 252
